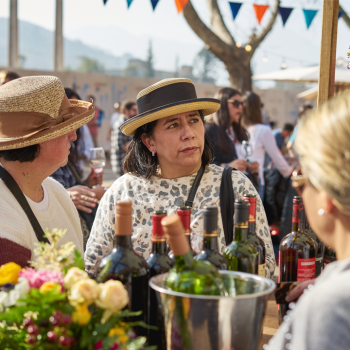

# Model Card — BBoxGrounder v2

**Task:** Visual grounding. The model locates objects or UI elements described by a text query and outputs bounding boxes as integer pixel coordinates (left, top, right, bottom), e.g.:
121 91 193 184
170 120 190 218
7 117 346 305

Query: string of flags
103 0 348 28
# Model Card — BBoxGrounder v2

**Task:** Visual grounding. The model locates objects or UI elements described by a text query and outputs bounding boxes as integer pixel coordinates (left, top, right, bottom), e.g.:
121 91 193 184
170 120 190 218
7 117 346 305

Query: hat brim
0 100 95 151
121 98 221 136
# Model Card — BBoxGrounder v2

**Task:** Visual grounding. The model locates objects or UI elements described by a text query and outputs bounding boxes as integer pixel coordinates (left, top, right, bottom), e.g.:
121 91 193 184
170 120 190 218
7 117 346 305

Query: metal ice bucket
149 271 275 350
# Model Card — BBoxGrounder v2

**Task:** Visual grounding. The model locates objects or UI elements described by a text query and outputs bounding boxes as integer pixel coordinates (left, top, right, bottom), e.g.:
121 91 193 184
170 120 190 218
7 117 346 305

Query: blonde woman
268 91 350 350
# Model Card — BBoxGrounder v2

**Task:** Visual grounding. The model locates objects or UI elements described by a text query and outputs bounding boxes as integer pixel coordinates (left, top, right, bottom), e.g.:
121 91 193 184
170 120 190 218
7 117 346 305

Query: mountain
0 18 132 71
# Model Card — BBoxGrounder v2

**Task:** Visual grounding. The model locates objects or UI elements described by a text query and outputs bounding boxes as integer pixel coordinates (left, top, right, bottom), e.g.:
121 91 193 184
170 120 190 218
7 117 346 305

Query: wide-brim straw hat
0 75 95 151
120 78 221 136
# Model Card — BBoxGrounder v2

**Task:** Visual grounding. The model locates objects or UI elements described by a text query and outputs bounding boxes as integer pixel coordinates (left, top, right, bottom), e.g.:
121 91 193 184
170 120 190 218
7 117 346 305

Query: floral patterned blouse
84 164 275 278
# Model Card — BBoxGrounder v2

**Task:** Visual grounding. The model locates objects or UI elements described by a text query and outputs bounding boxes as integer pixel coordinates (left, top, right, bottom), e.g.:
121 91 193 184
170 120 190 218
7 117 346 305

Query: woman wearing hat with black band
84 78 275 278
0 76 95 267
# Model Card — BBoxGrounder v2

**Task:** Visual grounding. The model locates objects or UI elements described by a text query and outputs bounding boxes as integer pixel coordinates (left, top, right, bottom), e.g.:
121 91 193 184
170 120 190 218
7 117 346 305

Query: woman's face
227 94 243 124
143 110 204 175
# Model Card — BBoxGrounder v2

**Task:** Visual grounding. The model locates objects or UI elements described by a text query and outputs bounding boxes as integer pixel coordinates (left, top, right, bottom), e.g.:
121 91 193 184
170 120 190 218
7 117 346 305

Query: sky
0 0 349 86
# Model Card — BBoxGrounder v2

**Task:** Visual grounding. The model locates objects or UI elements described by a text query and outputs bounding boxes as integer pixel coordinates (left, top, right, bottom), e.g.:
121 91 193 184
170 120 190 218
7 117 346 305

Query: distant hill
0 18 132 71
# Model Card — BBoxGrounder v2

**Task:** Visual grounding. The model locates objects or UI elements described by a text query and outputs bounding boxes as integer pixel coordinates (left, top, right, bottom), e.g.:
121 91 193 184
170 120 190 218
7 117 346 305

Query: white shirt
24 184 49 212
246 124 292 185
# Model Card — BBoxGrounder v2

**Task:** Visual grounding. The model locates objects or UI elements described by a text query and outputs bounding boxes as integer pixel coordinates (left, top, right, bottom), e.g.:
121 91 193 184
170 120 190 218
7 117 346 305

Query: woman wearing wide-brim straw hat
85 78 276 279
0 76 95 267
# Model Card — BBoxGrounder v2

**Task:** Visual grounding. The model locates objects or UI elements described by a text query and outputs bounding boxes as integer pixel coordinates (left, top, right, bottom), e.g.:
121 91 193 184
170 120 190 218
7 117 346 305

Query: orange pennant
253 4 269 24
175 0 189 13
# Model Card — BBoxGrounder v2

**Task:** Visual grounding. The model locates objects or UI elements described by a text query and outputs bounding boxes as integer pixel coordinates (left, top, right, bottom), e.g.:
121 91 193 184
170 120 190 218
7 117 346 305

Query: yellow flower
72 305 91 325
0 262 21 285
39 282 61 294
95 280 129 312
109 326 128 344
64 267 89 290
69 279 99 306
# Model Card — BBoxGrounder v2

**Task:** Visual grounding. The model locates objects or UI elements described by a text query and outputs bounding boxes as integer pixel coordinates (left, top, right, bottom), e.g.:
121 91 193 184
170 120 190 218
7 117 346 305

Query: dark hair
211 87 248 153
0 144 40 163
298 103 313 119
65 88 81 100
123 111 214 179
283 123 294 132
121 100 136 114
241 91 263 126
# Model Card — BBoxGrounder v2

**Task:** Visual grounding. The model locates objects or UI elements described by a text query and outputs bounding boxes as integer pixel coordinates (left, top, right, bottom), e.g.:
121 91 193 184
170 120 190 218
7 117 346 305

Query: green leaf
128 337 147 350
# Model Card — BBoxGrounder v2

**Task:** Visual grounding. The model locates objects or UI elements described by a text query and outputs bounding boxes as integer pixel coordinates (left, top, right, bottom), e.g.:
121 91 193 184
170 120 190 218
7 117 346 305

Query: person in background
110 100 138 177
205 87 259 174
0 70 20 85
86 94 100 147
268 90 350 350
107 102 120 141
241 91 292 201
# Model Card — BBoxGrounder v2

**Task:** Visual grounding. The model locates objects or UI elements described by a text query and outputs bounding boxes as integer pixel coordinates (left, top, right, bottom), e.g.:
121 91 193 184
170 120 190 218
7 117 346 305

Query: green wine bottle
224 199 258 274
162 214 227 296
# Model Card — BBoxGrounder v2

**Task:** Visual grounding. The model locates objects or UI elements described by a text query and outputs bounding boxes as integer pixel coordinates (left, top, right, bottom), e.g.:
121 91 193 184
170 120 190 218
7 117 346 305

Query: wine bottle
224 199 258 274
146 210 174 349
243 194 266 277
162 214 227 296
304 218 324 278
324 247 337 267
194 206 228 270
96 201 149 336
168 206 196 260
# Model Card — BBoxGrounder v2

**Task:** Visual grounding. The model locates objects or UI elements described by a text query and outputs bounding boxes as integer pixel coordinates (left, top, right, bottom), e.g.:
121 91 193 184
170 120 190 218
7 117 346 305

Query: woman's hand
84 169 104 187
91 185 106 200
248 161 259 173
285 279 316 303
228 159 247 172
67 185 98 213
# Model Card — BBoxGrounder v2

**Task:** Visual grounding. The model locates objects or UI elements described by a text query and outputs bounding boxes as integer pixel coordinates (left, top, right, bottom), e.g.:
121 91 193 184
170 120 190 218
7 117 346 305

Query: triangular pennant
175 0 189 13
278 7 293 26
303 9 318 29
151 0 160 11
338 11 344 19
103 0 108 4
228 2 242 20
253 4 269 25
126 0 133 9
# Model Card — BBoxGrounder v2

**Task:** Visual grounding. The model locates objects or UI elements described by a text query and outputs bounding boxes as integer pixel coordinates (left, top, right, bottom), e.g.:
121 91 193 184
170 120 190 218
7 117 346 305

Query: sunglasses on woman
291 166 309 196
227 99 243 108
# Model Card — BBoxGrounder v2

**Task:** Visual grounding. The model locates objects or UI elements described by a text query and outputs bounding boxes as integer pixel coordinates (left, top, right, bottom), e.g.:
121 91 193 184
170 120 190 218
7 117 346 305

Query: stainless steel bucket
149 271 276 350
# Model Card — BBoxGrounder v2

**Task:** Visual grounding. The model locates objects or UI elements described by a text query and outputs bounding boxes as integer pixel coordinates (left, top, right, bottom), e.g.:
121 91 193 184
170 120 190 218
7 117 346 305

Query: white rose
64 267 89 290
95 280 129 312
69 279 99 306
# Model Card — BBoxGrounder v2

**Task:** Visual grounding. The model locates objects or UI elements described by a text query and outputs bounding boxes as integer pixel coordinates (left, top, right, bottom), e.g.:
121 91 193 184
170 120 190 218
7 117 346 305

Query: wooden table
259 293 279 349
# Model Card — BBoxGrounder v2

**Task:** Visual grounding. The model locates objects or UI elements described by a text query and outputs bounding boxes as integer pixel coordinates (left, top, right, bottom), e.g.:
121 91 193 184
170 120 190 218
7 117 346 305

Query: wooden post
54 0 64 71
8 0 18 69
317 0 339 105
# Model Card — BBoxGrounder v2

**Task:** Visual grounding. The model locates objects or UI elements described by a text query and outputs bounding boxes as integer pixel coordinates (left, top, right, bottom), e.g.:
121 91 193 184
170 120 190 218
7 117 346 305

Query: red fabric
0 238 31 268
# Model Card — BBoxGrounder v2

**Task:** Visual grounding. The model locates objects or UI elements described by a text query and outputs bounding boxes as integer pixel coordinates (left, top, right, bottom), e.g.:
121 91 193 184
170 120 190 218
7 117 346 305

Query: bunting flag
103 0 108 4
303 9 318 29
150 0 160 11
278 7 293 26
175 0 189 13
253 4 269 25
338 11 344 19
228 2 242 20
126 0 133 8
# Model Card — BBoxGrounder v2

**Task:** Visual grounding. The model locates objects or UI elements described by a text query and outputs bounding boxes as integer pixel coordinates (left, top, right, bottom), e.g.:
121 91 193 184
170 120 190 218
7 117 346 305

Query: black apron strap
0 166 50 244
185 165 205 208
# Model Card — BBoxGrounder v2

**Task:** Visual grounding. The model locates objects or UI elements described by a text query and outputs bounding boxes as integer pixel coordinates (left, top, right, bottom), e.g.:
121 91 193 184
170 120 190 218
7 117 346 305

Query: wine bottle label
297 258 316 282
258 263 266 277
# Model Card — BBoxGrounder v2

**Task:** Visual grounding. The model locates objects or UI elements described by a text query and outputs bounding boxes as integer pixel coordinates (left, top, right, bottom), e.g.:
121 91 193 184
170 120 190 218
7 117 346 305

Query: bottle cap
177 206 191 236
234 199 249 228
203 206 218 236
293 196 303 204
161 214 189 256
152 210 167 242
243 194 257 223
115 200 132 236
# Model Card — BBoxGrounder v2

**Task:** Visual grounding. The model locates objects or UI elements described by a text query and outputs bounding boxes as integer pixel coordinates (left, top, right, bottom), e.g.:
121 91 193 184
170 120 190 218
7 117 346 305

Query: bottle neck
114 235 133 249
152 241 168 254
248 222 256 237
174 251 194 267
292 202 305 233
203 236 219 251
234 226 248 242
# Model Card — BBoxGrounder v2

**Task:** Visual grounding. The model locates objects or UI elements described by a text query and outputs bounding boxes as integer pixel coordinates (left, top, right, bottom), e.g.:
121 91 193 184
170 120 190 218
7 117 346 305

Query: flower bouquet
0 229 155 350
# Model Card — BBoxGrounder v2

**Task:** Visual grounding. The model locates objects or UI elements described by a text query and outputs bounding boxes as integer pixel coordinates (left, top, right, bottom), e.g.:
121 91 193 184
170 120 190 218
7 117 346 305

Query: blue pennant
150 0 160 11
103 0 108 4
126 0 133 8
338 11 344 19
278 7 293 27
228 2 242 20
303 9 318 29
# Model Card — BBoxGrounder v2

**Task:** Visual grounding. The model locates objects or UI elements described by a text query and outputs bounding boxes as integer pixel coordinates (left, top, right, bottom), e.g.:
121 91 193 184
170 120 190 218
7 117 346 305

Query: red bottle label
292 202 304 223
297 258 316 282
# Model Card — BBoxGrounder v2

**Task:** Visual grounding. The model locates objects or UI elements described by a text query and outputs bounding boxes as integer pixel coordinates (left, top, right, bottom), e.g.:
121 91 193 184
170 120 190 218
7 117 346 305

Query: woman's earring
152 151 155 157
318 208 325 216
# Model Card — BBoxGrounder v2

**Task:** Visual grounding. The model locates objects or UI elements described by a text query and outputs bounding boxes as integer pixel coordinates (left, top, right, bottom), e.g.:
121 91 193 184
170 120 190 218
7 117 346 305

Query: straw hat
120 78 221 136
0 76 95 151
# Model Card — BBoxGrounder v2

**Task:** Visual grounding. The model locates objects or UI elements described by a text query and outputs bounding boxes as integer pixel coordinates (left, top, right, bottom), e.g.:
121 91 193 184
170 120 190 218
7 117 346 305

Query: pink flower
94 340 103 350
19 269 63 289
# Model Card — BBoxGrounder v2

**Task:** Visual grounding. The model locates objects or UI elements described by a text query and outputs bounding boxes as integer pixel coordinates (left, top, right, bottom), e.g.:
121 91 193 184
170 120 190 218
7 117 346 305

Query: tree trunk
225 51 252 91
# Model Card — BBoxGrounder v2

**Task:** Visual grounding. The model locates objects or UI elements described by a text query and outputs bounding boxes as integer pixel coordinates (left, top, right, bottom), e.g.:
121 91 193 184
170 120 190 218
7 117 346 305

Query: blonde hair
295 90 350 215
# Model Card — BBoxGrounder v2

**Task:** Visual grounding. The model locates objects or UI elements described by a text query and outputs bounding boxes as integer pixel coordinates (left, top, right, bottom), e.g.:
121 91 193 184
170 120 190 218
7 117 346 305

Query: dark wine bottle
146 210 174 349
304 218 324 278
96 201 149 337
194 206 228 270
243 194 266 277
163 214 227 296
168 206 196 260
324 247 337 267
224 199 258 274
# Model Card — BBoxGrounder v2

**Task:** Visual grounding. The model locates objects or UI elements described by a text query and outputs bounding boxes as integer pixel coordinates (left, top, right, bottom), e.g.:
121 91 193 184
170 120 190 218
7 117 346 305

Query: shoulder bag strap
185 165 205 208
0 166 50 244
220 167 236 246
